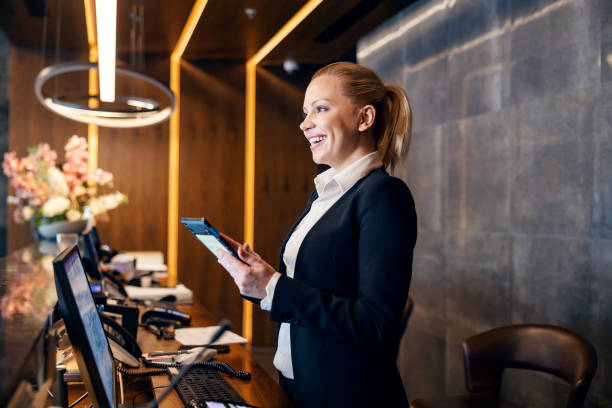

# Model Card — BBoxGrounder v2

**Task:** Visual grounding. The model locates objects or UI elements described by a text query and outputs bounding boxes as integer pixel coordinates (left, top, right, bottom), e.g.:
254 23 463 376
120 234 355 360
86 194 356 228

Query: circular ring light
35 61 175 128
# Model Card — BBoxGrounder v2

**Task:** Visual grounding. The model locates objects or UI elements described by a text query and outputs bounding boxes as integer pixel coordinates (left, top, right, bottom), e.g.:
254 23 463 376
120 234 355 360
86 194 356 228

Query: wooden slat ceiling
0 0 413 66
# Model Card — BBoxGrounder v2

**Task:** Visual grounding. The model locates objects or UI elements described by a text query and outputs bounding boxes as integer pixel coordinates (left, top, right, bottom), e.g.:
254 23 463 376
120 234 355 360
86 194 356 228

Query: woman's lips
308 135 326 150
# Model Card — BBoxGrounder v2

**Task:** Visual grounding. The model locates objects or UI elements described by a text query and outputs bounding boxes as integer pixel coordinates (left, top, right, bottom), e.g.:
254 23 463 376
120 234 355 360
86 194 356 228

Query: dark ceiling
0 0 413 67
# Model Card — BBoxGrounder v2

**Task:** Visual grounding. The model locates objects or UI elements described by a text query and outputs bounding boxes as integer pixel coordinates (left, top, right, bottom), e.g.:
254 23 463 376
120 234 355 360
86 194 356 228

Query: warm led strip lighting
84 0 99 180
95 0 117 102
167 0 209 288
243 0 324 342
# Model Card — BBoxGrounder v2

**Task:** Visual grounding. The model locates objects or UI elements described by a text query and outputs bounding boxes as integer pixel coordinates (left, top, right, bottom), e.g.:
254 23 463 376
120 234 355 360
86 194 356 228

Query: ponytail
378 85 412 171
312 62 412 171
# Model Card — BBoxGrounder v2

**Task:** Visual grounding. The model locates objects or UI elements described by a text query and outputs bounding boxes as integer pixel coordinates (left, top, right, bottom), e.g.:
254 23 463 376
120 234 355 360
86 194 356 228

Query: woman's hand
216 233 277 299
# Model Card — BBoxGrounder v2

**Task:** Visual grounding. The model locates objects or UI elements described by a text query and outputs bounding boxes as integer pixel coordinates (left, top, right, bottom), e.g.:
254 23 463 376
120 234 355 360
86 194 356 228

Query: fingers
220 232 241 249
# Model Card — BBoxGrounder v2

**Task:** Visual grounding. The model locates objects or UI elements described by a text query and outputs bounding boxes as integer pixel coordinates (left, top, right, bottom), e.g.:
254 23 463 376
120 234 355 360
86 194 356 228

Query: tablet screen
197 234 232 258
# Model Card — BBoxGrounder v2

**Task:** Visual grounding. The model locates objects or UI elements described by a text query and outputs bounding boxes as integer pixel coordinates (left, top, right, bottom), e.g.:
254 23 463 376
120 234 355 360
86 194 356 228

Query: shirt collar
314 151 383 196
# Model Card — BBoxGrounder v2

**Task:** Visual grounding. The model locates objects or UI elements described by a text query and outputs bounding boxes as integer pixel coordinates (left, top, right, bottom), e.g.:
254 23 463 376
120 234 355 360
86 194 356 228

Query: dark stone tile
444 340 466 395
507 54 548 105
447 64 507 120
545 42 600 96
358 24 404 85
408 229 446 337
444 110 513 232
602 38 612 83
394 126 444 231
401 4 449 68
445 231 513 330
594 84 612 238
447 0 510 51
511 236 592 334
398 327 446 400
509 0 600 104
511 90 595 237
402 57 449 131
587 240 612 402
408 85 449 132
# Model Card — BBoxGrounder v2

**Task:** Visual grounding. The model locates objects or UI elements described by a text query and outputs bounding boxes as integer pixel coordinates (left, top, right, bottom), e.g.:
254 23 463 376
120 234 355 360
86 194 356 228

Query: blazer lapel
277 189 318 274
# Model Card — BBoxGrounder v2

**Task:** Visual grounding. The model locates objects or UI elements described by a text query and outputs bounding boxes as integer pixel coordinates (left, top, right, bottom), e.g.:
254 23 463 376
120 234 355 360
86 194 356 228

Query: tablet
181 218 239 259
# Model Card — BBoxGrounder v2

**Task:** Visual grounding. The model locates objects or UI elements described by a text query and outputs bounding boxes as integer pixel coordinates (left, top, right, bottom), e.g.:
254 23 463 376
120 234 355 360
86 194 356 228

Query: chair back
462 324 597 408
393 296 414 361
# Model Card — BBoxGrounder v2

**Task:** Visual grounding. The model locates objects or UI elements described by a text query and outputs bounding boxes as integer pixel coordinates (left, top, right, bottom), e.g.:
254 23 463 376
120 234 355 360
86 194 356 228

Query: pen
148 350 190 357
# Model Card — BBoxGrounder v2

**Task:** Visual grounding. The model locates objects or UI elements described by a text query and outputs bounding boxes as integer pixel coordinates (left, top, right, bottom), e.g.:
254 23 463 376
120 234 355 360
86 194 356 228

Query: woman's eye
316 106 328 113
301 112 307 120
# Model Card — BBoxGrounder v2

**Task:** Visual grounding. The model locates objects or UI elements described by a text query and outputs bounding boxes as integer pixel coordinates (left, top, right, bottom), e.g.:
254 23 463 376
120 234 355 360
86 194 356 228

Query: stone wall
358 0 612 406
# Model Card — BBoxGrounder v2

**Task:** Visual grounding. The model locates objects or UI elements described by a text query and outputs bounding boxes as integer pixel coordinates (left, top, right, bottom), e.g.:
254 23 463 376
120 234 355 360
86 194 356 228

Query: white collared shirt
260 151 383 379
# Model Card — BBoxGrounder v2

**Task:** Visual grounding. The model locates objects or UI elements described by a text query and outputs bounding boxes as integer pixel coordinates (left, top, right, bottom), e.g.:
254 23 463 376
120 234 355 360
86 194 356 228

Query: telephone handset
99 313 142 368
102 270 129 298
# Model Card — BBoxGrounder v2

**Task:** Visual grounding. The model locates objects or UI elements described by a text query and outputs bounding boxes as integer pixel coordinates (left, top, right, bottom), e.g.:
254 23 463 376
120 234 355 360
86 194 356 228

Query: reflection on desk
0 244 58 406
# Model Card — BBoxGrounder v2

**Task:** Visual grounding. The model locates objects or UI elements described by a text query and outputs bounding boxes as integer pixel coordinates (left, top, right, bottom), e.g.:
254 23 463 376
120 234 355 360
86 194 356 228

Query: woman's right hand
216 233 277 299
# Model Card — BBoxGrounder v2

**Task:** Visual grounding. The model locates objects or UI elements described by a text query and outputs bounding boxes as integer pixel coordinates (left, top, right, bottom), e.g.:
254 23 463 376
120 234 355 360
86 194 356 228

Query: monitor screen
90 226 102 255
54 245 115 408
82 231 103 281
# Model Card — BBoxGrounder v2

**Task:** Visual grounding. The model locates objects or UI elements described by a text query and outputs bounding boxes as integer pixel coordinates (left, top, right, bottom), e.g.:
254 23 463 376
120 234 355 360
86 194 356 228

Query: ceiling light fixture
95 0 117 102
35 61 175 128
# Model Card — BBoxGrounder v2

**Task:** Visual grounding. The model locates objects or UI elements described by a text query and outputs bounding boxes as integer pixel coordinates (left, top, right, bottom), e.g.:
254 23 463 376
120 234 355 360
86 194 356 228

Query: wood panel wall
177 60 245 331
8 46 169 256
252 66 316 345
8 46 89 251
7 45 315 346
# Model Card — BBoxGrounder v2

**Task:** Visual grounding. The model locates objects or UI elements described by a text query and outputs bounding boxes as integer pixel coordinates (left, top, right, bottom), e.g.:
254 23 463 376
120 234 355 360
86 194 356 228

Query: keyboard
173 366 250 407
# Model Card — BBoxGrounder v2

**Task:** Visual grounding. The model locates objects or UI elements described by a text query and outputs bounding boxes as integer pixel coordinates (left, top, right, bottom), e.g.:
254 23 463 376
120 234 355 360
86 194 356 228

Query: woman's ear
358 105 376 132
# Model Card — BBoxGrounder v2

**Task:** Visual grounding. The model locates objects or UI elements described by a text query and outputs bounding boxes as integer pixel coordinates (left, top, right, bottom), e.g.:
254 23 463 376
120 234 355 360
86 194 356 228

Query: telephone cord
144 360 252 380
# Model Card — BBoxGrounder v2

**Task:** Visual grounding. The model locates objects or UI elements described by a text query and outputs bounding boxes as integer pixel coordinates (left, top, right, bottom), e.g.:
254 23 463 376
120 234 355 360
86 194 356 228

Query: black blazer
270 167 417 407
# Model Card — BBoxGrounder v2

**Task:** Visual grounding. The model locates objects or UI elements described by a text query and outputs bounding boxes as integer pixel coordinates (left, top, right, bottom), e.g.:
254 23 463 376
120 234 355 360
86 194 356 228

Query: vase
36 219 89 241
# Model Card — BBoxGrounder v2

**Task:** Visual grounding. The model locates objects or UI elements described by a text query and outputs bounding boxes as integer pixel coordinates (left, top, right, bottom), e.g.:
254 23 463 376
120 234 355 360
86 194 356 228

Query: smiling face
300 75 375 171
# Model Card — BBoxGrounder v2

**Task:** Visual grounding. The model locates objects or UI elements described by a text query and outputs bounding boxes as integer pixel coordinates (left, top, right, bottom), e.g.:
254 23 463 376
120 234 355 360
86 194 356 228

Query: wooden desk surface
139 301 293 408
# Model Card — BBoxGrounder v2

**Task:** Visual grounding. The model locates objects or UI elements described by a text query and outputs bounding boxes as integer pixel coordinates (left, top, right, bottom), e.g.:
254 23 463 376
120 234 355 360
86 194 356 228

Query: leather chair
393 296 414 362
411 324 598 408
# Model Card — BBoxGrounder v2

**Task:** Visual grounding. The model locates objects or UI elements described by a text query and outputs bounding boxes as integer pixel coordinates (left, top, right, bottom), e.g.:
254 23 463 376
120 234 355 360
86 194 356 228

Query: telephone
99 313 142 368
141 307 191 327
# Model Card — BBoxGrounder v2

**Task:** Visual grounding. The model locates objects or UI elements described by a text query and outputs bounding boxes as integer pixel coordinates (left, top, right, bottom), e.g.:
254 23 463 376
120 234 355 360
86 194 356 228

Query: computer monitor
82 231 103 281
53 245 116 408
90 226 102 255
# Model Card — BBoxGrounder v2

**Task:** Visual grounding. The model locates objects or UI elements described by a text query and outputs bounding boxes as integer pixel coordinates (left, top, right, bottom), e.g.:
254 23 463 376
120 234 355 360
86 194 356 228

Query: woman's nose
300 114 312 132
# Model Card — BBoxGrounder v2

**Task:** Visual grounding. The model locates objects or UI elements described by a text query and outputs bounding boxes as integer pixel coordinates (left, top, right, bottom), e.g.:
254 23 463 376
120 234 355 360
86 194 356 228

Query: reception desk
0 243 58 406
0 243 291 407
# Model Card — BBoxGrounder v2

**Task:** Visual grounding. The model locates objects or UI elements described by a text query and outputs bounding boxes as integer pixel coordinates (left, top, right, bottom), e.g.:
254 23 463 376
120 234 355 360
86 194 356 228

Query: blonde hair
312 62 412 170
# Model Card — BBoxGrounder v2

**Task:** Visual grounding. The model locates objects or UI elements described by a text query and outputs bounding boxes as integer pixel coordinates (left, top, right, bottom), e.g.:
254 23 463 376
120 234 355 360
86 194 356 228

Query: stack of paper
124 283 193 304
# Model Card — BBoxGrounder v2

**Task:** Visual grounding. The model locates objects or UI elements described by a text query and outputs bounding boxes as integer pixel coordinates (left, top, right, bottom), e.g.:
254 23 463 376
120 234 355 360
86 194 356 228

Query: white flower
41 196 71 218
66 209 82 221
22 206 34 221
86 192 127 216
73 185 87 197
47 167 70 197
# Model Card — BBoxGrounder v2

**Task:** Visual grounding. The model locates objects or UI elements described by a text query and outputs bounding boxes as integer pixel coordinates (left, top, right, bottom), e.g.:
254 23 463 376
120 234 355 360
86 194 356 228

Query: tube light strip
243 0 324 343
167 0 209 289
95 0 117 102
84 0 99 178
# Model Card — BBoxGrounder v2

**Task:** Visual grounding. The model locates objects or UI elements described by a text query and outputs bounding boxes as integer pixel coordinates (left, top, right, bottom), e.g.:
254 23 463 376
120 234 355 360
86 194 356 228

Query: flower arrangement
2 135 127 227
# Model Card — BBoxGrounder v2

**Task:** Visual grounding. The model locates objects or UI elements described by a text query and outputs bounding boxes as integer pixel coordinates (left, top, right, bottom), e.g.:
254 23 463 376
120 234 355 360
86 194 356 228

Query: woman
218 62 417 407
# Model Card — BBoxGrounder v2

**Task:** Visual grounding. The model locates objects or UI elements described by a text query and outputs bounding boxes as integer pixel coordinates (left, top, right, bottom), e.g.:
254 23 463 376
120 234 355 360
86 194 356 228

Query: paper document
124 283 193 304
175 326 248 346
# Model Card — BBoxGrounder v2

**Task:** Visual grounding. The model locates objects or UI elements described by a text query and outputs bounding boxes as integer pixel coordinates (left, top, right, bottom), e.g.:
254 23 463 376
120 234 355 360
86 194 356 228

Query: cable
117 365 169 377
68 391 88 408
132 385 168 407
144 360 251 380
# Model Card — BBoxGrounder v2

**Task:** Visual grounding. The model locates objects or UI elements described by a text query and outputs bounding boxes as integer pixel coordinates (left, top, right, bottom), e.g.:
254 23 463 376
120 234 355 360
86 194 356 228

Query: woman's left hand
216 233 277 299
